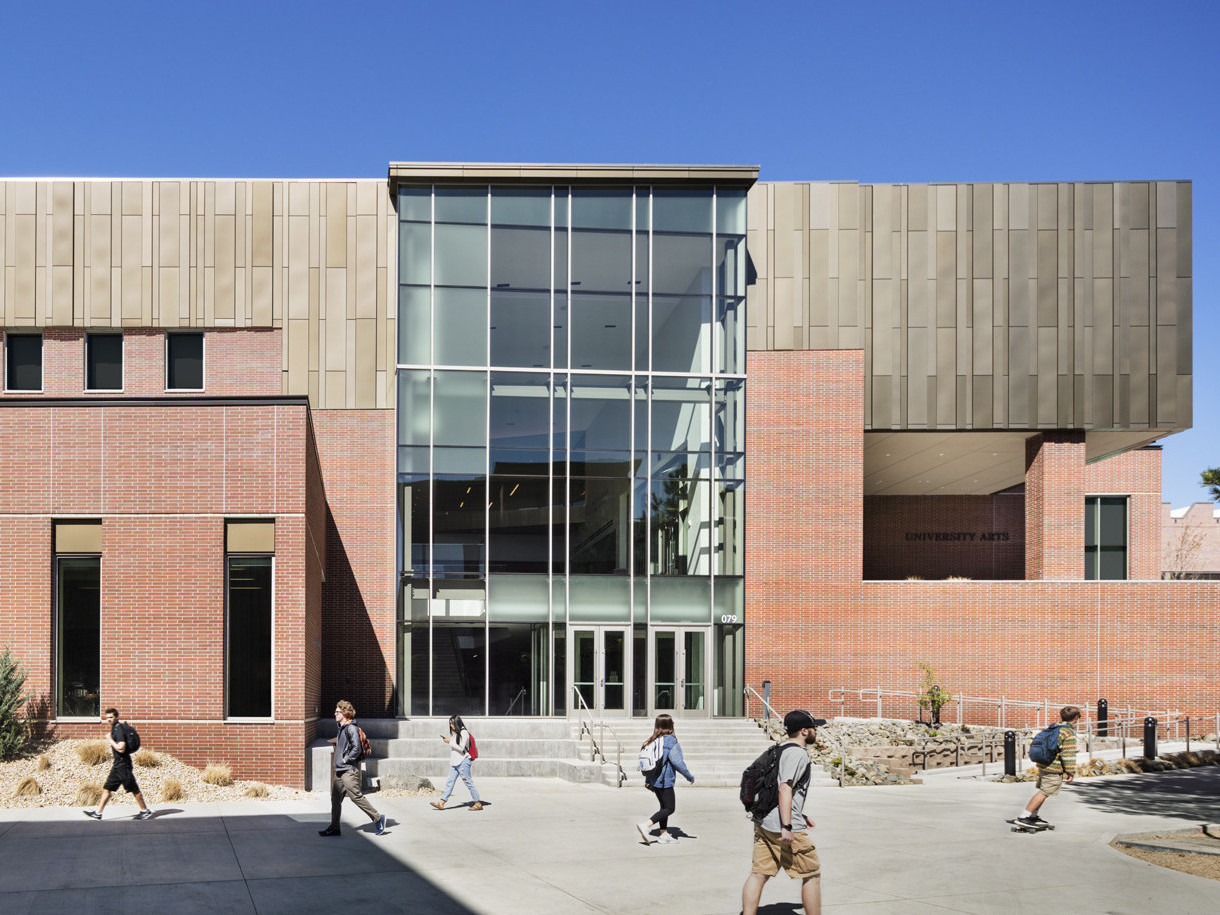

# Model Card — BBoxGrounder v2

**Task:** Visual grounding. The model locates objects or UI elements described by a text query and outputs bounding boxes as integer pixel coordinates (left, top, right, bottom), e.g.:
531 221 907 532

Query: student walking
318 700 386 837
635 713 695 845
82 707 153 821
430 715 483 810
1009 705 1081 831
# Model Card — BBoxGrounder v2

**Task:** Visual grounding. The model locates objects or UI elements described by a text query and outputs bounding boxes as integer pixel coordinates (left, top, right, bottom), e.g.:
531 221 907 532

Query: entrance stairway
308 716 832 790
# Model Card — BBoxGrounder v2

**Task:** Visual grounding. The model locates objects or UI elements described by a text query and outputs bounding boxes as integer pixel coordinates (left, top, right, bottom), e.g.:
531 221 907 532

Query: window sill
224 718 276 724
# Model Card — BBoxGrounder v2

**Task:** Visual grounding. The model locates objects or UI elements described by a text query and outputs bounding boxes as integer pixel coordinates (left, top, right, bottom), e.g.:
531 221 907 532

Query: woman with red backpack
430 714 483 811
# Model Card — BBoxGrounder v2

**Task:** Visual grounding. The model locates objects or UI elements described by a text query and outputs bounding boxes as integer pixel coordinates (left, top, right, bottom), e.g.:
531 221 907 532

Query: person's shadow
667 827 697 840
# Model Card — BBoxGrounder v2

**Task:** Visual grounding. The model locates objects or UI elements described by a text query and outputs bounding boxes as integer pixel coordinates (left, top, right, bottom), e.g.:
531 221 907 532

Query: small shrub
132 749 160 768
905 575 924 581
0 646 31 761
161 778 185 802
77 740 111 766
202 763 234 786
1115 758 1141 774
14 776 40 797
74 781 103 806
36 754 50 771
243 782 269 798
916 662 952 726
944 575 972 581
1084 758 1109 776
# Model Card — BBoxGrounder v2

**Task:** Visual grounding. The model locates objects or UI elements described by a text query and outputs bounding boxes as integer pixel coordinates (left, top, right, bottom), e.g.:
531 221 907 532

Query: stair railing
504 688 528 716
572 687 628 788
744 685 781 725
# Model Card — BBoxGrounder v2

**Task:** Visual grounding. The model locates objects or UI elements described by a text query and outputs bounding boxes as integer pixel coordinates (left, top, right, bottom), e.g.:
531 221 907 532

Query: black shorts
104 762 140 794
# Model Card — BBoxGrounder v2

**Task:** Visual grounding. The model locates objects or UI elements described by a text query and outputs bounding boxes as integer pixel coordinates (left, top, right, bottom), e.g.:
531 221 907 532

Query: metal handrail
504 688 528 716
571 687 627 788
744 685 781 723
827 687 1177 732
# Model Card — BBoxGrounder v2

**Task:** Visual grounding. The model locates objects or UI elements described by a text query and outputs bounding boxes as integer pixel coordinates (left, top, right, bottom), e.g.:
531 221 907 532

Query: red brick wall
746 350 1220 725
0 400 318 787
4 328 280 398
311 409 396 718
864 493 1024 580
1025 432 1086 580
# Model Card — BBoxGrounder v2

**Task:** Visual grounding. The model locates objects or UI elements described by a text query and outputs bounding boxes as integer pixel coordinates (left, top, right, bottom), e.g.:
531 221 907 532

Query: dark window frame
166 332 204 391
85 332 124 392
55 553 101 719
1084 495 1128 580
5 332 43 392
224 553 274 719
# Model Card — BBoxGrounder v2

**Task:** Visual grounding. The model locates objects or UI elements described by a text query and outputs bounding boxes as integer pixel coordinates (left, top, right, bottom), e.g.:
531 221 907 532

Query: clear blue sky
2 1 1214 505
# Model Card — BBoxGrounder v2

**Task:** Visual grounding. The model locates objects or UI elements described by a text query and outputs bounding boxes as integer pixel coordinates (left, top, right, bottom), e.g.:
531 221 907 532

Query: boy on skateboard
1009 705 1080 831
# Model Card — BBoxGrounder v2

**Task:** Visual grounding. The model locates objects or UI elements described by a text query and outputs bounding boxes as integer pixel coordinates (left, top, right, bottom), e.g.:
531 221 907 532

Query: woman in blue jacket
636 713 695 845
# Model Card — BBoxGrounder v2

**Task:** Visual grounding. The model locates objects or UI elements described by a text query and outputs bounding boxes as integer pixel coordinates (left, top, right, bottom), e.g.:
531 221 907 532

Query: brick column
1024 432 1086 580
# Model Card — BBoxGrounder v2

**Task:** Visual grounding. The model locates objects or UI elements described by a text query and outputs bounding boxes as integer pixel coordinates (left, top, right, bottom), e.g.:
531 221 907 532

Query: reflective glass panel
400 476 430 576
488 623 549 714
715 378 745 456
85 333 122 391
650 477 711 576
573 629 595 707
491 290 551 368
489 475 555 573
57 556 99 717
571 293 630 370
602 629 626 710
717 235 747 298
433 370 487 447
434 187 487 224
571 229 632 293
717 479 745 576
715 188 747 236
491 225 550 290
570 476 631 573
571 188 631 230
654 630 676 710
226 555 272 718
652 233 711 296
649 577 711 623
6 334 42 391
430 623 485 716
398 186 431 222
715 297 745 374
653 189 713 233
433 475 485 578
399 222 431 285
491 188 551 227
652 295 711 373
569 577 630 622
487 575 550 622
432 446 485 474
397 370 431 446
435 287 487 366
570 375 631 464
651 376 711 458
684 630 705 711
434 223 487 287
398 285 431 365
490 372 552 456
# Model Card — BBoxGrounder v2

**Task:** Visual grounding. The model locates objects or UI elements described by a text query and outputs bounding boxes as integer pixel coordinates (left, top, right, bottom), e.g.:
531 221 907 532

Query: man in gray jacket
318 700 387 837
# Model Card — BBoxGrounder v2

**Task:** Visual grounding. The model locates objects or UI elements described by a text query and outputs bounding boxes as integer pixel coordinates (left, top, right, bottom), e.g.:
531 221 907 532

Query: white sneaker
636 822 653 844
658 832 678 844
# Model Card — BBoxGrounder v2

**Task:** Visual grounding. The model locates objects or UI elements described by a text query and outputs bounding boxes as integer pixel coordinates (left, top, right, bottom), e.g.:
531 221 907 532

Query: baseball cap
784 709 828 732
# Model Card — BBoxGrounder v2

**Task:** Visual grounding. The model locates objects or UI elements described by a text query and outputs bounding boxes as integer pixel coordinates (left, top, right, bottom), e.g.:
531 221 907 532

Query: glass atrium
396 181 747 718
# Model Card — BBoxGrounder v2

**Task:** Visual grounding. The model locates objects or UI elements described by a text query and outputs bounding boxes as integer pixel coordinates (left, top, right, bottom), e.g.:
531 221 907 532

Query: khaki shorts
1036 769 1064 795
751 824 821 879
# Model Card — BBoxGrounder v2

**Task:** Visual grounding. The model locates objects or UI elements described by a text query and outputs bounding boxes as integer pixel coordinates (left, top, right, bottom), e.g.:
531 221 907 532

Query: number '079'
720 614 738 624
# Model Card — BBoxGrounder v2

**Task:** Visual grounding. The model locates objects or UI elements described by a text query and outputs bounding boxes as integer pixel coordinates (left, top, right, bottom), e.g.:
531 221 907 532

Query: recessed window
55 519 102 719
226 520 274 719
5 333 43 391
85 333 123 391
1085 496 1127 580
166 332 204 390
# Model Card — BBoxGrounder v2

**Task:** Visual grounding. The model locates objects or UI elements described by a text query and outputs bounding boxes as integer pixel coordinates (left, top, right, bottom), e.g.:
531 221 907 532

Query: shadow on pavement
1073 768 1220 822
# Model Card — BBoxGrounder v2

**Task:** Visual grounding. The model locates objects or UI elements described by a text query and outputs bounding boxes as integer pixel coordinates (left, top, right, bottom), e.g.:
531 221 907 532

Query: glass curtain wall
397 183 746 716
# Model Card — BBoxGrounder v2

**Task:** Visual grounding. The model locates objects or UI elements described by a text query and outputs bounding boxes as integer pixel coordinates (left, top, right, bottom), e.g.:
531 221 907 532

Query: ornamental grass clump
202 763 234 787
14 776 40 797
243 782 269 798
77 740 111 766
132 748 160 768
74 781 103 806
160 778 185 802
36 754 50 771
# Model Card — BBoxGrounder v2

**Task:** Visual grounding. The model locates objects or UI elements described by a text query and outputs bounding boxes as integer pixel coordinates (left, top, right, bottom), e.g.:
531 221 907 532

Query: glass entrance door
651 628 708 717
570 626 630 717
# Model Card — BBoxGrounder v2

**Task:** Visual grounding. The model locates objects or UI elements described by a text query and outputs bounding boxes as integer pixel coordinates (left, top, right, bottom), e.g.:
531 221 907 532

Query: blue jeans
441 757 480 803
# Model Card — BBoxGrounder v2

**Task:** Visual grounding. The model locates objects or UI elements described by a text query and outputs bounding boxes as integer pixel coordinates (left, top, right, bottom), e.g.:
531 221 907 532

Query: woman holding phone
429 714 483 811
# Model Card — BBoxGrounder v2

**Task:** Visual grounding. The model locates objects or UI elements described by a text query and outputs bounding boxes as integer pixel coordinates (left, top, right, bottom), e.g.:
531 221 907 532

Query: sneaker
134 809 154 821
375 814 387 836
1012 815 1040 829
317 825 341 837
83 809 102 821
636 822 654 844
1028 814 1050 829
658 832 678 844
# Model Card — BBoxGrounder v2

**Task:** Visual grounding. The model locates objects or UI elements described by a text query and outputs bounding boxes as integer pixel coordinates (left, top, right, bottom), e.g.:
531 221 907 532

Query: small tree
0 646 31 760
1202 468 1220 502
917 662 952 727
1164 524 1205 580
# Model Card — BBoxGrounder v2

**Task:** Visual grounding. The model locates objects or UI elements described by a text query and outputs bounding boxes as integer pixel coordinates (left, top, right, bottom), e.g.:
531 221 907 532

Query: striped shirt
1040 724 1077 776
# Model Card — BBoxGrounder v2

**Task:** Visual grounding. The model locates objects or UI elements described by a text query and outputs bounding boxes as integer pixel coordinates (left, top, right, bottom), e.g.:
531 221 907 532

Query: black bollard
1004 730 1017 776
1097 699 1108 738
1143 717 1157 759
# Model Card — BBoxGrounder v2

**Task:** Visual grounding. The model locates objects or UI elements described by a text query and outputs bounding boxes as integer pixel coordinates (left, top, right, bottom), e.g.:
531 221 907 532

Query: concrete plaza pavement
1 768 1219 913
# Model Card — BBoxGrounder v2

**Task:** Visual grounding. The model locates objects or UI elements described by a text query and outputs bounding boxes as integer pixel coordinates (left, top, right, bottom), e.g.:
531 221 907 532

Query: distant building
1163 502 1220 579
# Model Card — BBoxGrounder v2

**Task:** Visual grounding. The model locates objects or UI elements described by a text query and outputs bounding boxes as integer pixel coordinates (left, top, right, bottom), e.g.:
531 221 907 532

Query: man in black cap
742 709 826 915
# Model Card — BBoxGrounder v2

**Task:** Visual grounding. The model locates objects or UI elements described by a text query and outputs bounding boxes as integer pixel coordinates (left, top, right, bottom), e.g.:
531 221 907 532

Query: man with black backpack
742 709 825 915
1009 705 1081 831
318 700 387 837
82 707 152 821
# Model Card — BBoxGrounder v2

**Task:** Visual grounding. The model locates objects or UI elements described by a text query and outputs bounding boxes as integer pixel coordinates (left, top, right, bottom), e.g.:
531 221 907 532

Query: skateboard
1007 818 1054 833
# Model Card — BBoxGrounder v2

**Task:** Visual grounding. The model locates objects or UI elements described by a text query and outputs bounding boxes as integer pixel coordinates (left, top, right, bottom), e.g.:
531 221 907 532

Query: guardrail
572 687 628 788
744 685 781 725
827 687 1178 733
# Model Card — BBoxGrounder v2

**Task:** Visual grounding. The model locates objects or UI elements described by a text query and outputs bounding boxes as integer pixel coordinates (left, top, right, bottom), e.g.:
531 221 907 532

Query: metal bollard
1004 730 1017 777
1097 699 1108 738
1143 717 1157 759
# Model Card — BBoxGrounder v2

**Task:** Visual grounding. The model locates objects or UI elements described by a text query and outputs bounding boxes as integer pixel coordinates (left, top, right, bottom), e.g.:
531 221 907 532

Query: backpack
639 737 666 786
347 723 373 761
1028 723 1062 765
465 730 478 761
739 744 809 819
122 722 141 754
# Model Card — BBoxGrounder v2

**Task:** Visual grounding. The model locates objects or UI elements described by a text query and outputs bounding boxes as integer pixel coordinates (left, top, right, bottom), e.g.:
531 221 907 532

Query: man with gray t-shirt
742 709 825 915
